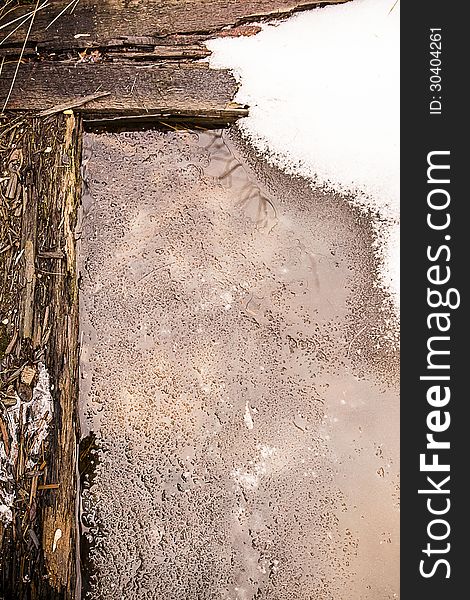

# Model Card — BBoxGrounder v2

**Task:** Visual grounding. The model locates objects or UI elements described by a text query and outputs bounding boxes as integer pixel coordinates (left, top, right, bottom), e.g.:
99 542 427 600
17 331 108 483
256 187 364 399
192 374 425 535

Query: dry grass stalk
1 0 41 113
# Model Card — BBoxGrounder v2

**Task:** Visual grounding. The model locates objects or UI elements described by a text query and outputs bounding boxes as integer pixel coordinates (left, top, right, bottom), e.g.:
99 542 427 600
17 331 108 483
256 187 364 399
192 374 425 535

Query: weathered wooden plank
3 0 348 48
0 62 248 124
0 112 81 599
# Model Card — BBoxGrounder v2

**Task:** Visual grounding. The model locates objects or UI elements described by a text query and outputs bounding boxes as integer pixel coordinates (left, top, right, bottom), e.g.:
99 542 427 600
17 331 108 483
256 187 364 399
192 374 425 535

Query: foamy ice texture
0 363 54 524
207 0 400 318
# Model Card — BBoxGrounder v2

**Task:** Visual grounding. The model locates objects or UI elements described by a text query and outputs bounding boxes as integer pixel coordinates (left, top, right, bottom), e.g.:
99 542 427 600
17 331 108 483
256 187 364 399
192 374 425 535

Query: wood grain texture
0 113 81 599
0 61 248 124
3 0 348 48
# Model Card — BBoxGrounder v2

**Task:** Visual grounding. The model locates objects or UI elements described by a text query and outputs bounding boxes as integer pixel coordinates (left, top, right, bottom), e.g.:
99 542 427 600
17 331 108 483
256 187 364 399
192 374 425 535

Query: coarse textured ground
78 128 399 600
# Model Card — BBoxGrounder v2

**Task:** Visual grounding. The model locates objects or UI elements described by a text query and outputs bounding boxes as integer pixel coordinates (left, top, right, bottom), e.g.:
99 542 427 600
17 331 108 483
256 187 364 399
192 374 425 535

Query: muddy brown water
78 128 399 600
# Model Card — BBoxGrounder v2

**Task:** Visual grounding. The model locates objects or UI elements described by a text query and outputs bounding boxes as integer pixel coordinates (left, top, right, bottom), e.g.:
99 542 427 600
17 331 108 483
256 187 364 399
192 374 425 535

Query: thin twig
130 75 137 95
37 91 111 117
137 261 175 282
0 0 15 19
38 483 59 490
0 413 10 458
388 0 400 15
70 0 80 14
0 0 19 22
346 325 368 358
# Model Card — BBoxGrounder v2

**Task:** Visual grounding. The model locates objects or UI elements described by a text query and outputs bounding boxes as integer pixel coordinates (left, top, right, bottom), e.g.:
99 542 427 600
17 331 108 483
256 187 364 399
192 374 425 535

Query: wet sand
78 129 399 599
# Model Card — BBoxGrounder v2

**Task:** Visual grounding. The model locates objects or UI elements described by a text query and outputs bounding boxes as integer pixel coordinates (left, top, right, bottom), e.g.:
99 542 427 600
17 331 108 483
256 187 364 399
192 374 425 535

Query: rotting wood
2 0 348 51
0 1 352 126
0 112 81 599
0 62 248 126
0 40 211 61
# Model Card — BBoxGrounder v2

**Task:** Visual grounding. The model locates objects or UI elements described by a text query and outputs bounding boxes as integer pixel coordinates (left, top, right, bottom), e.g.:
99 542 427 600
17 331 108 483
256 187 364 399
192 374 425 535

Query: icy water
78 129 399 600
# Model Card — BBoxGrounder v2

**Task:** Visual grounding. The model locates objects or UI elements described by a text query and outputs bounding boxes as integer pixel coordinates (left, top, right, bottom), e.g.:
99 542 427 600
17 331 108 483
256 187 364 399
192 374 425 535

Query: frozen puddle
207 0 400 314
79 129 398 599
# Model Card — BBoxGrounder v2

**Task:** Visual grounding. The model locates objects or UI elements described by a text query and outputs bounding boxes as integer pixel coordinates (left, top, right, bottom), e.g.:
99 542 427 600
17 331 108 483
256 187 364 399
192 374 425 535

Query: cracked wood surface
0 62 247 124
3 1 347 49
0 113 81 600
0 0 350 123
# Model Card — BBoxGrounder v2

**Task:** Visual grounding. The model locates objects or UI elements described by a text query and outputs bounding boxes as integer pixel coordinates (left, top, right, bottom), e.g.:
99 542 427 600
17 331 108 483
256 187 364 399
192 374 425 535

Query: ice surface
207 0 400 314
79 129 399 599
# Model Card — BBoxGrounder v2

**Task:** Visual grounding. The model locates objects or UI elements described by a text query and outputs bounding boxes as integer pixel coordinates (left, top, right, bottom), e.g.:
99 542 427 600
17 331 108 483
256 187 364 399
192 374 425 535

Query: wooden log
0 62 248 125
2 0 348 48
0 112 81 599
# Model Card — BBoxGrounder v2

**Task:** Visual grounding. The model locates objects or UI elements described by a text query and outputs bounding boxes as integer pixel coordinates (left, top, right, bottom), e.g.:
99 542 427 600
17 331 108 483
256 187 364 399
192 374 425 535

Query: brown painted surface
79 129 399 599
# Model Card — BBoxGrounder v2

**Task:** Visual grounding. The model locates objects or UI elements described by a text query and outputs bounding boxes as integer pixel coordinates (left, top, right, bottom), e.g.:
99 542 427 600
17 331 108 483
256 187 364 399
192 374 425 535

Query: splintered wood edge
0 113 82 599
0 63 248 125
1 0 349 48
41 112 81 594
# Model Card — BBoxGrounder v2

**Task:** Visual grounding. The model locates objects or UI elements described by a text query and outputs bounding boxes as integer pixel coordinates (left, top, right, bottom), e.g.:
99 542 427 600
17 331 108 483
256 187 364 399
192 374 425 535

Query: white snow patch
27 363 54 459
0 499 13 524
207 0 400 317
232 444 277 491
52 528 63 552
0 363 54 524
243 401 254 430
